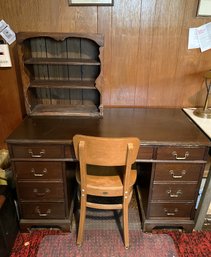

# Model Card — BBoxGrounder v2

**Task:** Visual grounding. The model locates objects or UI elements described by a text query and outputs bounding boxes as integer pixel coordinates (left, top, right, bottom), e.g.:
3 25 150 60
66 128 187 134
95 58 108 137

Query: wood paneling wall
0 0 211 146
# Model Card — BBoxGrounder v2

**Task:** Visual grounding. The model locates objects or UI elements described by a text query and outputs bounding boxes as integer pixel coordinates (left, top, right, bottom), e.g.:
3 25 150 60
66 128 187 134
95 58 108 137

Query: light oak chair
73 135 140 248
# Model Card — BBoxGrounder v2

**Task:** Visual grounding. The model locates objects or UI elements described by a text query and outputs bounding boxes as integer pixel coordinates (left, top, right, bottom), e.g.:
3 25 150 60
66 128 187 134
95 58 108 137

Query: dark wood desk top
6 108 211 146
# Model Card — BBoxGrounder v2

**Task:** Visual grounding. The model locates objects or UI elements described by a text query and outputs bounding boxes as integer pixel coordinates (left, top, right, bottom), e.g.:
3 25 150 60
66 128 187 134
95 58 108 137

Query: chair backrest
73 135 140 167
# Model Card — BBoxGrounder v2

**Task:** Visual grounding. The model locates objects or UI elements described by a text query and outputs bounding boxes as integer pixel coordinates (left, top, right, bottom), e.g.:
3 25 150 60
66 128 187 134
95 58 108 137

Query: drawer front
137 146 154 160
151 183 198 201
154 163 203 182
20 202 65 219
18 182 64 200
11 145 64 159
156 146 206 161
149 203 194 218
14 162 63 180
65 144 76 159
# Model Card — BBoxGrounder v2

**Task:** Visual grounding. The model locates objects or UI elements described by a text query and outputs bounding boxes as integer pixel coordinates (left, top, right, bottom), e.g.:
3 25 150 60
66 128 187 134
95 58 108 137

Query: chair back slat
73 135 140 166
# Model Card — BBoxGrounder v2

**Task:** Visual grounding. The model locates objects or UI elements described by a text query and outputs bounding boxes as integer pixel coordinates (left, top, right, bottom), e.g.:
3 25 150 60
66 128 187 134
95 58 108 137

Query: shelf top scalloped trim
16 32 104 47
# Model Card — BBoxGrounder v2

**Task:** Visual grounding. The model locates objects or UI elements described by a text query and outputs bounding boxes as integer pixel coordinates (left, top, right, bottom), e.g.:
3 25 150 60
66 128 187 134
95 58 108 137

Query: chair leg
123 198 129 249
77 194 87 246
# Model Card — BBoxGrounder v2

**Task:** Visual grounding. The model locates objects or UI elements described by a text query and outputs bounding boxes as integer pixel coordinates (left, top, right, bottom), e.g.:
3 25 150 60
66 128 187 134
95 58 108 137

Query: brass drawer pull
166 189 182 198
164 208 178 216
172 151 189 160
35 206 51 217
204 218 211 226
169 170 186 179
205 217 211 223
33 188 50 197
31 168 47 177
28 149 45 158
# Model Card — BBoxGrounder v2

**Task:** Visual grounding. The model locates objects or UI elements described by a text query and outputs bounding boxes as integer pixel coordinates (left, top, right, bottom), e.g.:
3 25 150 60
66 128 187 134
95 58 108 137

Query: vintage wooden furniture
16 32 104 117
73 135 140 248
6 108 211 232
7 146 76 232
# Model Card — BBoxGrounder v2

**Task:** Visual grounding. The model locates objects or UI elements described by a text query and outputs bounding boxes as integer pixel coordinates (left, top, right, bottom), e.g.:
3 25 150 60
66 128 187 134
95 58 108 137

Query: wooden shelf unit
16 32 104 117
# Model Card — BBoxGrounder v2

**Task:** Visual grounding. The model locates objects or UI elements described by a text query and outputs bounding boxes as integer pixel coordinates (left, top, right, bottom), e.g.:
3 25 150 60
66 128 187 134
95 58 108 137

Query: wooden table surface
6 108 211 147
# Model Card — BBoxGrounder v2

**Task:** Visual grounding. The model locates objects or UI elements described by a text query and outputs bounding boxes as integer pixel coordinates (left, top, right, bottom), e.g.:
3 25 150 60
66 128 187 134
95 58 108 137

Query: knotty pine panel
134 0 157 107
146 0 187 107
98 6 113 106
109 0 141 106
0 0 211 146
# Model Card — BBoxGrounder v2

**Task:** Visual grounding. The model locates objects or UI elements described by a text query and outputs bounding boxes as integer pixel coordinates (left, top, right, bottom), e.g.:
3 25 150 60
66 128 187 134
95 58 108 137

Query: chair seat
76 165 137 197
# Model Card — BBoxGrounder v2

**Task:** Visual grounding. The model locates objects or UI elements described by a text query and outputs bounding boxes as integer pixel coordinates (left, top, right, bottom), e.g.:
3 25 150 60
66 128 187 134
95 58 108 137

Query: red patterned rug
155 230 211 257
10 230 178 257
9 196 211 257
10 229 211 257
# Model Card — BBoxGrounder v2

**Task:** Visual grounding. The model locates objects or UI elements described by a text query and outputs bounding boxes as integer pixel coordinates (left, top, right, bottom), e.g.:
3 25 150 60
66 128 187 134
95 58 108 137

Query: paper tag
0 20 7 32
0 19 16 45
0 26 16 45
0 44 12 67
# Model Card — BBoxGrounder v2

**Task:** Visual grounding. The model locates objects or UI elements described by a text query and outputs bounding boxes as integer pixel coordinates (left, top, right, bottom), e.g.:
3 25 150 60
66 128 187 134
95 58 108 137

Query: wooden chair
73 135 140 248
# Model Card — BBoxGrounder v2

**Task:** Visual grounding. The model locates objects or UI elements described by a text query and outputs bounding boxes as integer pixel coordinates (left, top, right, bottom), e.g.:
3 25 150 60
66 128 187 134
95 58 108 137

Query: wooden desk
6 108 211 232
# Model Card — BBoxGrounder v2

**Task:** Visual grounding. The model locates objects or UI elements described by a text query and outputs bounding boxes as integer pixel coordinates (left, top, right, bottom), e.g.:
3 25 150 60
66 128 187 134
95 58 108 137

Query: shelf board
30 80 96 89
24 58 101 66
30 104 100 117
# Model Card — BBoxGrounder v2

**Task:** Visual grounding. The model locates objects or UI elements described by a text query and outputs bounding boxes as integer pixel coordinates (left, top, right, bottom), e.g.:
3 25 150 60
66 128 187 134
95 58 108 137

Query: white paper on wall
188 28 200 49
188 22 211 52
0 20 7 32
0 19 16 45
0 44 12 67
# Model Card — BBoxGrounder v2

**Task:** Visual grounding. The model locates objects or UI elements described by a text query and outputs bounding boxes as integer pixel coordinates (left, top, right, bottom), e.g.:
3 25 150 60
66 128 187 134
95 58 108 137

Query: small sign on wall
0 44 12 67
197 0 211 17
0 20 16 45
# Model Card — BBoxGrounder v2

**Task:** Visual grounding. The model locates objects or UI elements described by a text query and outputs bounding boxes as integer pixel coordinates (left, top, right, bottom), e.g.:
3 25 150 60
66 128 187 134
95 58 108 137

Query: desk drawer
151 183 198 201
156 146 206 161
149 203 194 218
21 202 65 219
154 163 203 182
14 162 63 180
11 145 64 159
137 146 154 160
18 182 64 200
